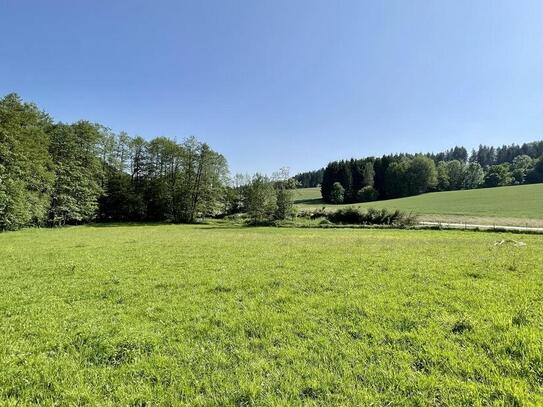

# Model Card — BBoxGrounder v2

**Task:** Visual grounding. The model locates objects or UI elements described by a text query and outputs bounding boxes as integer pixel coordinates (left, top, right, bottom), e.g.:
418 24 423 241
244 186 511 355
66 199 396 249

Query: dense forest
294 168 324 188
0 93 299 231
0 93 232 230
297 143 543 203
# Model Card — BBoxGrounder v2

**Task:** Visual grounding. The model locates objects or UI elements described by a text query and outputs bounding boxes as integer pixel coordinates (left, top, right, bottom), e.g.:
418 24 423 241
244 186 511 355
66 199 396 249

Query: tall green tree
483 164 512 188
445 160 465 190
182 140 229 222
462 162 484 189
0 93 54 230
526 157 543 184
510 155 534 184
406 156 437 195
48 122 103 225
273 168 296 220
436 161 450 191
384 159 410 198
244 174 277 224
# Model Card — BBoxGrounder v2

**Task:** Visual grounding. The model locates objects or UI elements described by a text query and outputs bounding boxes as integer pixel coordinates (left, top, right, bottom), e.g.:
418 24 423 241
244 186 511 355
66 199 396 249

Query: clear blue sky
1 0 542 175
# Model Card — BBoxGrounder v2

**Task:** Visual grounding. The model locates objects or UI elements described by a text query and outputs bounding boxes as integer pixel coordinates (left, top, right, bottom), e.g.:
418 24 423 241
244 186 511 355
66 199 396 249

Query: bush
327 208 366 224
330 182 345 204
274 188 295 220
296 209 327 220
357 186 379 202
326 207 416 226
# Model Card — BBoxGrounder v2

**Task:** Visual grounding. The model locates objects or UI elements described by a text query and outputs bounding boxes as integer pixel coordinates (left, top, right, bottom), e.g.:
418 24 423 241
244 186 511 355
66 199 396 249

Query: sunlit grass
1 224 542 405
295 183 543 226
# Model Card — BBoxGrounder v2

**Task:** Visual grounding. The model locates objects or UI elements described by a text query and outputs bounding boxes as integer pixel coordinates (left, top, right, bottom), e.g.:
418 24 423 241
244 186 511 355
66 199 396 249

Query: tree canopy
310 141 543 204
0 93 229 231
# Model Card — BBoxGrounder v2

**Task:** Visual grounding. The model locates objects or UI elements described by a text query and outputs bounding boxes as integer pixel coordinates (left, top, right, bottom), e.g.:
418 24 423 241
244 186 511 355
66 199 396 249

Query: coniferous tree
526 157 543 184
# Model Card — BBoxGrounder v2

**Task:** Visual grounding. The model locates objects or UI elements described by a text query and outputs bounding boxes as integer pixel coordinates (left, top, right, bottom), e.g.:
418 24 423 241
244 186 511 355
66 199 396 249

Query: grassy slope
295 183 543 226
1 224 543 405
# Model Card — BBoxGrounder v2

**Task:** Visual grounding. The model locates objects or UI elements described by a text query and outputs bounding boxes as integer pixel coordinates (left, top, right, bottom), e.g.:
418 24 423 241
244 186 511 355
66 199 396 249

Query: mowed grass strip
1 224 542 405
295 183 543 226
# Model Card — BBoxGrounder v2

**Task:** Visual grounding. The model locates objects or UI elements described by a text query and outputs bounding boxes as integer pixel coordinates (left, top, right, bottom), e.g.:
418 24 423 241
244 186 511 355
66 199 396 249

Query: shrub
274 188 295 220
330 182 345 204
327 208 366 224
357 186 379 202
296 209 327 220
326 207 416 226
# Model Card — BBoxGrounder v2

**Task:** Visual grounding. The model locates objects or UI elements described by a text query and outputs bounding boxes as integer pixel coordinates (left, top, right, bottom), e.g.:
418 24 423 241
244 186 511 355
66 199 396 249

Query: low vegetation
1 224 542 405
299 207 417 227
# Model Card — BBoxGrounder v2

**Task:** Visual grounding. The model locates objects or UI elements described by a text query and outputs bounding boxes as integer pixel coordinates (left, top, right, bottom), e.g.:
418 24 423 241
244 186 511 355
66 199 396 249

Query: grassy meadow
295 183 543 227
1 224 543 405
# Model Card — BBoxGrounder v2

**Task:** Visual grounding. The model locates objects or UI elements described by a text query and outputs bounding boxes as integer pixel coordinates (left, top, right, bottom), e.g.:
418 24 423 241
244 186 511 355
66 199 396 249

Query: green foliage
526 157 543 184
511 155 534 184
244 174 277 224
444 160 464 190
0 93 229 229
436 161 450 190
309 141 543 205
49 122 103 226
326 207 416 226
384 156 437 198
362 161 375 187
406 155 437 194
99 135 229 224
294 183 543 226
484 164 512 188
357 185 379 202
1 225 542 405
436 161 485 191
330 182 345 204
294 168 324 188
0 93 54 230
274 170 297 214
320 158 376 203
463 162 485 189
275 187 295 220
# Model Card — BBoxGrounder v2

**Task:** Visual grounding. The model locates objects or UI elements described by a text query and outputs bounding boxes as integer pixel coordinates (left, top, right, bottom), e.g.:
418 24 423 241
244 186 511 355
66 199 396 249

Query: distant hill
294 183 543 227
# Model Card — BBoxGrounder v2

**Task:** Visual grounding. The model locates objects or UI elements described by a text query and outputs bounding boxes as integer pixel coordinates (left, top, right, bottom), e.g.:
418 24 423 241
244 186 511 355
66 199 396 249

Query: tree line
3 92 542 230
97 132 228 223
0 93 300 231
223 169 297 224
0 93 229 230
304 142 543 203
294 168 324 188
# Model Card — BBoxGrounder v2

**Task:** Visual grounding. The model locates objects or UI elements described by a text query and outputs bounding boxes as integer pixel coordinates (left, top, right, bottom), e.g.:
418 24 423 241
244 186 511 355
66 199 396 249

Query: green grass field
1 224 543 405
295 183 543 227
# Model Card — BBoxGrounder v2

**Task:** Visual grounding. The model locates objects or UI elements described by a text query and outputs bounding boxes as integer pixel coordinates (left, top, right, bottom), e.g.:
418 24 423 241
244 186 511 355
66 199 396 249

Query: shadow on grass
294 198 325 205
85 221 248 230
84 222 167 228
